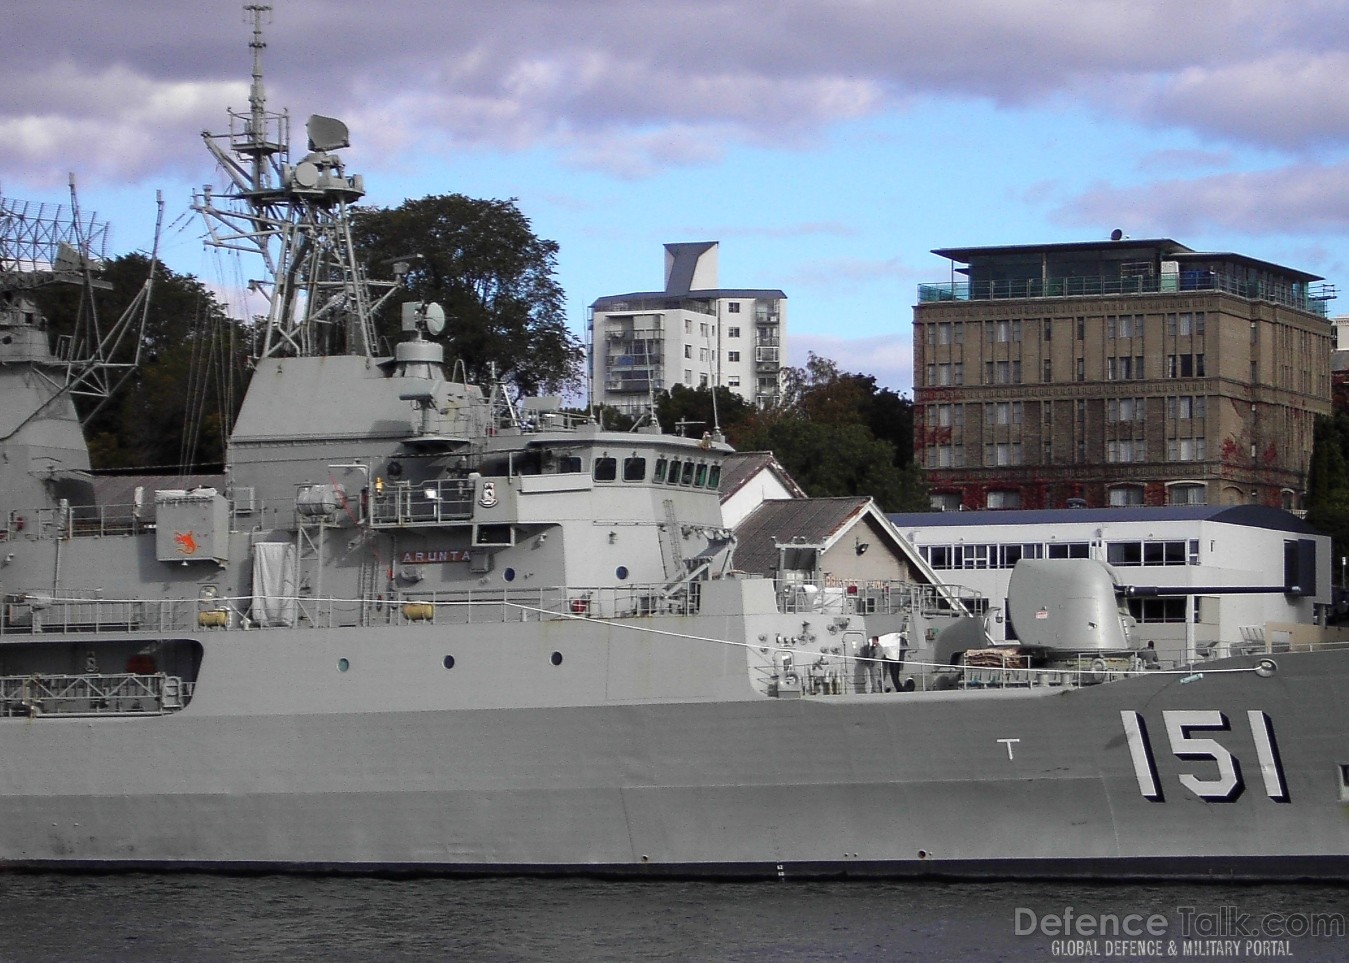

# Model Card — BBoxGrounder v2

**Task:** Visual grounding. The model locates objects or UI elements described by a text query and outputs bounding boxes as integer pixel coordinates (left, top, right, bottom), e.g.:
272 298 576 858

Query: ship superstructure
0 7 1347 880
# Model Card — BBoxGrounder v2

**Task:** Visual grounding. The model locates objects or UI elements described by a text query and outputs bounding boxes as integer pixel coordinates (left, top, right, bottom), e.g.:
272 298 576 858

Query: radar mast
194 3 400 360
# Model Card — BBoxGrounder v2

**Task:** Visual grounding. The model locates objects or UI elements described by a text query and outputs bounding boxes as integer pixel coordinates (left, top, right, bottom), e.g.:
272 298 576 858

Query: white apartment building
590 242 787 416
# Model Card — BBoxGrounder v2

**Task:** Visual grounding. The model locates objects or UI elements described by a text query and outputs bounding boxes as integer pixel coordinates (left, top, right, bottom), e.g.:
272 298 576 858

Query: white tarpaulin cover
251 541 298 627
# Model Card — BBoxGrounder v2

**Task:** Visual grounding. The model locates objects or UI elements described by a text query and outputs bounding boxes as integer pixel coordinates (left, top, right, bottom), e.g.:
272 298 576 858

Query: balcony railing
918 273 1332 316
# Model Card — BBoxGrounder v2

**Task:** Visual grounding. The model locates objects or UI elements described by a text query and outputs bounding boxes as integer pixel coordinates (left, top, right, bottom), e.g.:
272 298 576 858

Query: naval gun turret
1006 558 1138 652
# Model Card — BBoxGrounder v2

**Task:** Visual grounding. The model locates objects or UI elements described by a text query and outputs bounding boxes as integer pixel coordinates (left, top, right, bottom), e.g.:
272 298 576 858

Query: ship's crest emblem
479 482 498 508
174 532 199 556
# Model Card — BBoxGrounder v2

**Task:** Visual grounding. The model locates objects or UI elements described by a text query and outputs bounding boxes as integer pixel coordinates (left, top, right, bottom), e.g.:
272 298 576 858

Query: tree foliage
653 384 755 438
731 353 926 511
351 194 583 397
29 254 249 470
1306 412 1349 566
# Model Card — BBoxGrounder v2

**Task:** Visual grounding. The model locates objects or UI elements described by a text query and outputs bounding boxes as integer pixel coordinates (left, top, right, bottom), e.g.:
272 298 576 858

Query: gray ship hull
3 616 1346 880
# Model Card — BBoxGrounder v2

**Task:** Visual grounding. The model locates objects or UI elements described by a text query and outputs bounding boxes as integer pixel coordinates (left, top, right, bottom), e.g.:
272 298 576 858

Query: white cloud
1056 163 1349 235
789 332 914 394
6 0 1349 190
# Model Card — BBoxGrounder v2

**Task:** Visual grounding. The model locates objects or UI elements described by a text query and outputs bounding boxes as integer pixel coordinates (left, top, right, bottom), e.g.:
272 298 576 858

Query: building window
728 351 740 362
929 445 964 468
1108 485 1145 507
728 375 740 387
930 492 962 511
699 373 709 387
984 443 1022 466
925 321 965 345
984 402 1023 426
1043 319 1052 341
1107 356 1144 380
1107 314 1143 339
684 345 692 358
1167 353 1206 377
1128 598 1189 623
699 347 709 361
1168 483 1206 505
1106 439 1144 463
1167 438 1206 461
1076 358 1085 382
983 360 1021 385
1076 317 1085 340
1167 396 1206 420
986 490 1022 509
728 303 741 313
1107 398 1145 422
1043 359 1052 382
728 326 740 338
987 320 1021 343
1107 539 1192 566
1047 542 1090 559
928 404 963 428
1166 312 1205 337
684 369 692 385
927 362 964 386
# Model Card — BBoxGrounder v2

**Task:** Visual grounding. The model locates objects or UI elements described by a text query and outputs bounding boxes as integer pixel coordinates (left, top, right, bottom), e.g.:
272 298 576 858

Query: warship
1 8 1347 880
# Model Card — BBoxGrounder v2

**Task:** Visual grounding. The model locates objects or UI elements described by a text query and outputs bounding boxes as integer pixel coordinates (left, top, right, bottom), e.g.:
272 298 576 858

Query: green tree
31 254 249 470
654 384 754 438
733 352 927 511
351 194 583 397
1306 413 1349 570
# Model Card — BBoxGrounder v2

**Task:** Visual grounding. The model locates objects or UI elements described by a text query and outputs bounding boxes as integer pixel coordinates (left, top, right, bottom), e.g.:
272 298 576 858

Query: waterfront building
890 505 1335 663
912 238 1335 511
590 242 787 416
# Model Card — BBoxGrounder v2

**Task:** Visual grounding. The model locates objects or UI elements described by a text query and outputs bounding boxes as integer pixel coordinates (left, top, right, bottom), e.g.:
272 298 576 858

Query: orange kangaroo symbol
174 531 198 555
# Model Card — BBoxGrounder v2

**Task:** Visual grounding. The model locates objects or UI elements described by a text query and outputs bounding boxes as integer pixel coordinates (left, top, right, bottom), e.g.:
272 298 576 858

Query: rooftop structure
913 237 1336 511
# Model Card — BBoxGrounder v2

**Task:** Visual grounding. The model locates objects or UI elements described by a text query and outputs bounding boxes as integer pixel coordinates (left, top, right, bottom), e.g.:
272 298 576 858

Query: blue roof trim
889 505 1317 536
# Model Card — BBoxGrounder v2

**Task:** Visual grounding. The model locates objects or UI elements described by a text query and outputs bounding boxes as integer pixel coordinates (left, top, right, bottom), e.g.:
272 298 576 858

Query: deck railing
917 273 1331 316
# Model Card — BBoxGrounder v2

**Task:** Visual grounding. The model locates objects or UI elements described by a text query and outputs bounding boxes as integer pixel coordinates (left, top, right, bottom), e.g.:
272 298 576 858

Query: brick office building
912 238 1335 511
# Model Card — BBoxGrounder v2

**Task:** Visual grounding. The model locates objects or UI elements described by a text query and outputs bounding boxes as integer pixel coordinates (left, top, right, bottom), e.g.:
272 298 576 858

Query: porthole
337 658 350 672
616 565 629 580
443 655 456 670
504 567 516 582
551 651 563 666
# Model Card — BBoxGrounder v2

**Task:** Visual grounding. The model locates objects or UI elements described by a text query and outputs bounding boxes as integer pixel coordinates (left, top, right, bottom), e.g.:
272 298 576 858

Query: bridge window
623 456 646 482
593 457 617 482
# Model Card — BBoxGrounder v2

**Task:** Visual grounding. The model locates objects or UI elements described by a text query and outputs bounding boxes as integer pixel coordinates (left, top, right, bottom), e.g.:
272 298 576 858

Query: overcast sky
6 0 1349 393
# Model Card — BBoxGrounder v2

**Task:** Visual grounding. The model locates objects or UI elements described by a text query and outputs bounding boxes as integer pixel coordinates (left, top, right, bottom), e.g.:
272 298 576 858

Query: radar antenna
194 3 402 361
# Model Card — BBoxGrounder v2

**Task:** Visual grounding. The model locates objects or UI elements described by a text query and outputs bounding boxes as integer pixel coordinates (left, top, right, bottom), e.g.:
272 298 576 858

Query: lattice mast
194 3 398 360
0 176 160 410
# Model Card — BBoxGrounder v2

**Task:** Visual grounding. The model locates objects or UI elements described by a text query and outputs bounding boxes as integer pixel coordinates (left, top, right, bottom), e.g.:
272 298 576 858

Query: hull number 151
1119 710 1288 803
